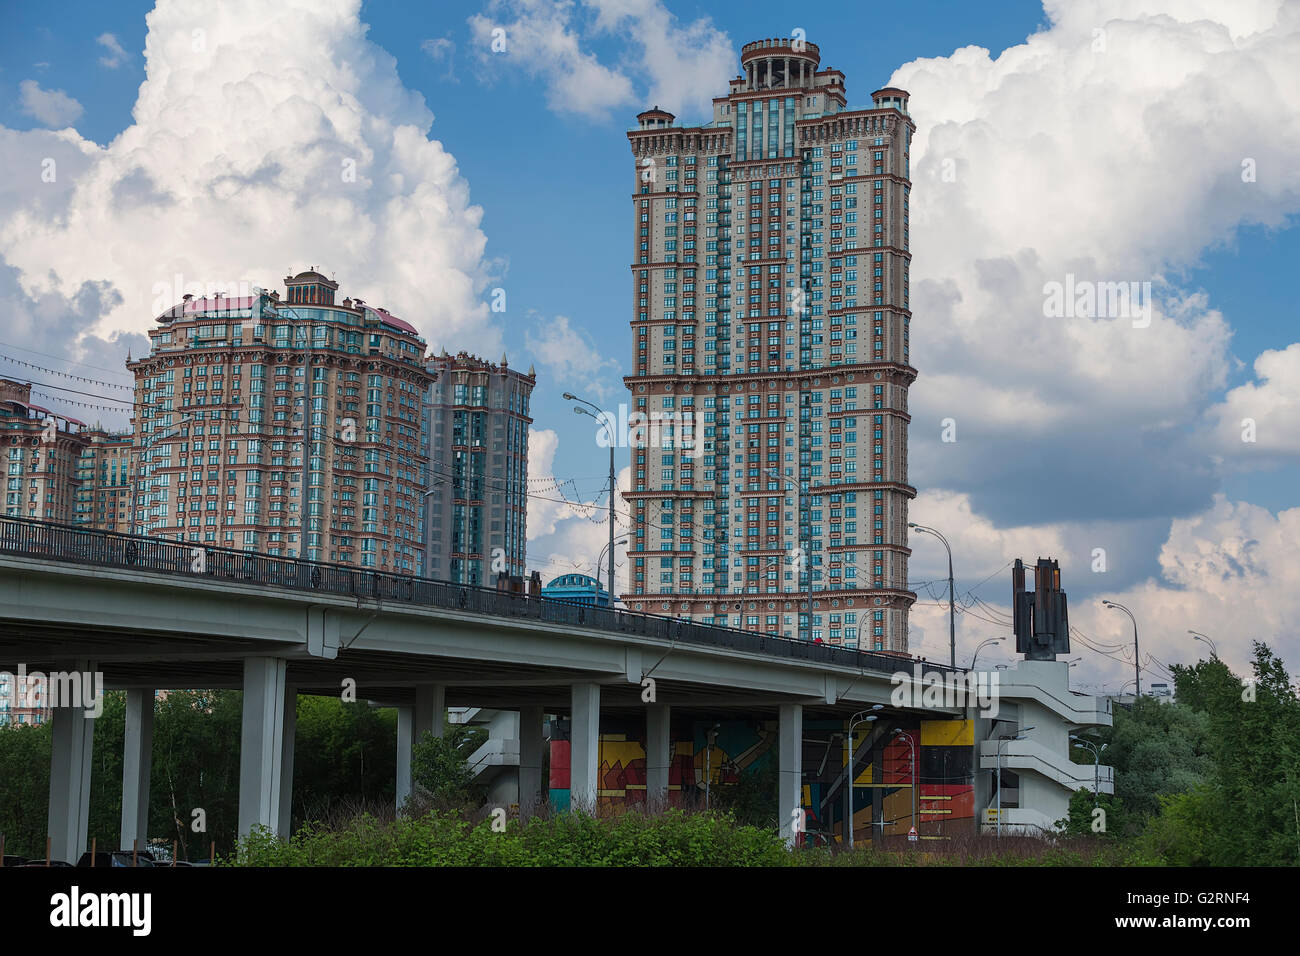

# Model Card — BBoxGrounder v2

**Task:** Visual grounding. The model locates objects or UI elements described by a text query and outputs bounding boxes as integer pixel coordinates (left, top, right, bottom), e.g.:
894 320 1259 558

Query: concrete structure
973 659 1115 833
127 271 434 572
0 517 1112 856
540 572 609 607
624 38 917 650
420 352 533 583
0 518 967 856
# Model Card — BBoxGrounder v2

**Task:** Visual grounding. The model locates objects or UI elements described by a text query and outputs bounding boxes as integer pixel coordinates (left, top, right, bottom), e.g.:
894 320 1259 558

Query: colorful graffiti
548 715 974 841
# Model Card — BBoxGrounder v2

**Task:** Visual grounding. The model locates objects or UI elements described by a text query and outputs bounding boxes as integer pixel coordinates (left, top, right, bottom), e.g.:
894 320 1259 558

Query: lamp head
562 392 576 401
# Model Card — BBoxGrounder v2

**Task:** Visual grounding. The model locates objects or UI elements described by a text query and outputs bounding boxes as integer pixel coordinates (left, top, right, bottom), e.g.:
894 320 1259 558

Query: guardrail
0 515 958 678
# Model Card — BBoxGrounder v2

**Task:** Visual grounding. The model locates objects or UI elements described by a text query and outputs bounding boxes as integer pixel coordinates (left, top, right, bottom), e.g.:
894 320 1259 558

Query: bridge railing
0 515 957 678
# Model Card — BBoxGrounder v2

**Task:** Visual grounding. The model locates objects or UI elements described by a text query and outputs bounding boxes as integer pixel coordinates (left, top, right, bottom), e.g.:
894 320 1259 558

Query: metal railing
0 515 960 678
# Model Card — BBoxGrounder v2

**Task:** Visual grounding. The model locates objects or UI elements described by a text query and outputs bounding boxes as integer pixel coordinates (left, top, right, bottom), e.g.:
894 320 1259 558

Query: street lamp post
970 637 1002 670
1102 600 1140 697
995 725 1034 837
894 728 917 841
846 706 882 848
908 523 955 668
764 468 813 642
1070 735 1107 805
1188 630 1217 658
566 393 616 609
595 535 629 604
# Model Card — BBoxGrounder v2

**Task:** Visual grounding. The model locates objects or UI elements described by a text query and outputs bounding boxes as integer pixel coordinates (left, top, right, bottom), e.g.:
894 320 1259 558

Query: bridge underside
0 552 968 860
0 616 893 718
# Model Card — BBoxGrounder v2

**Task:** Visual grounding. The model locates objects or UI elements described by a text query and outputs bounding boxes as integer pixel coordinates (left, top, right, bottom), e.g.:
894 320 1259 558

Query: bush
230 807 789 867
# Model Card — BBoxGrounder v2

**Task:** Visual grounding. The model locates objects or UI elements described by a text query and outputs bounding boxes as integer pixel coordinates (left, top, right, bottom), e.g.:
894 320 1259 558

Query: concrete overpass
0 516 971 860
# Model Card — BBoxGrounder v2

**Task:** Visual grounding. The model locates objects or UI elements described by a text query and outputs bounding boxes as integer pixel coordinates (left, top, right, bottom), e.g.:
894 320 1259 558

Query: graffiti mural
547 715 974 841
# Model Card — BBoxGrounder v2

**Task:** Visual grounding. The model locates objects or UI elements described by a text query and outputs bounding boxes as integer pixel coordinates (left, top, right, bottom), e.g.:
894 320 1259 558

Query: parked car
2 856 29 867
16 859 73 867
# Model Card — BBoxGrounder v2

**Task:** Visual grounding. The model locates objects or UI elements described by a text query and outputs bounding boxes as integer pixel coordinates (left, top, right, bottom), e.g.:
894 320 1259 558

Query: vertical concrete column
778 702 803 847
414 682 446 742
277 683 297 838
237 657 288 839
645 704 671 809
120 688 154 851
518 705 545 818
570 683 601 813
47 671 95 862
395 705 414 813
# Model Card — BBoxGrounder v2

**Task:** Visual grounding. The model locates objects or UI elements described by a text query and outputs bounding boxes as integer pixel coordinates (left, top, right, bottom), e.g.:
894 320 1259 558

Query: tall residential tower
420 351 534 583
623 38 916 651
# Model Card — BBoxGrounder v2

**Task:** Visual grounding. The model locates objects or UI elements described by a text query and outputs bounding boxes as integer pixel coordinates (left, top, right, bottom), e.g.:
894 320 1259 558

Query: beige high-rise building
1 378 91 524
74 429 135 533
127 271 433 572
623 38 916 651
420 352 534 583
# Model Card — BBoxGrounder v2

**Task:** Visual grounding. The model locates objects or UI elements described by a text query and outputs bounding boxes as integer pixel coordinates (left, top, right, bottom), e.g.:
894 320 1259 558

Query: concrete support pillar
778 702 803 847
569 683 601 813
645 704 671 809
414 682 446 742
277 684 297 838
237 657 288 839
396 705 414 813
47 680 95 863
120 688 154 852
518 705 545 818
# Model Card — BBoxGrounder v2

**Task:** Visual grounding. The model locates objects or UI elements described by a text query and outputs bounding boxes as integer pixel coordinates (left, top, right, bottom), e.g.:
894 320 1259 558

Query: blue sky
2 0 1298 688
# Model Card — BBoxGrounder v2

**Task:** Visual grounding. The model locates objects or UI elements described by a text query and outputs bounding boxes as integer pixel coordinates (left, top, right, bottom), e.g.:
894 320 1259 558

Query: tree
1057 787 1126 838
0 720 52 858
408 721 487 813
1171 643 1300 865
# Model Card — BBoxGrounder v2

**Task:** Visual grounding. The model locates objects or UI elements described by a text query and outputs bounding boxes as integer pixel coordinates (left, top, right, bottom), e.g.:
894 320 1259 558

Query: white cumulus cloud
17 79 84 127
0 0 502 359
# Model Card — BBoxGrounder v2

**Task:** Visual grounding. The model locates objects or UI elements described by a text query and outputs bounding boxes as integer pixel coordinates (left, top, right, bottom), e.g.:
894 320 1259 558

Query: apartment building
623 38 917 650
0 378 90 523
126 271 433 572
73 429 135 533
421 351 533 583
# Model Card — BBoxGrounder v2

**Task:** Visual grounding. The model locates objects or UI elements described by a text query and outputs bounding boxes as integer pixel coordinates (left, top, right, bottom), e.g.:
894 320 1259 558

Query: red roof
367 306 420 337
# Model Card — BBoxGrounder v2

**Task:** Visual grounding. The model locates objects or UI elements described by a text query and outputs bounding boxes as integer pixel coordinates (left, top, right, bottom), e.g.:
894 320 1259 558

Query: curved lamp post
1101 600 1140 697
893 728 918 841
908 523 955 668
846 706 882 848
1188 630 1217 659
970 637 1002 670
565 393 616 608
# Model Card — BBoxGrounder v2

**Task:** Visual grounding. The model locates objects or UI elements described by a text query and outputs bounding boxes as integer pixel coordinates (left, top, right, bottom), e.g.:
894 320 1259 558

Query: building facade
126 271 433 572
74 429 135 533
623 38 917 650
1 378 90 524
420 352 533 583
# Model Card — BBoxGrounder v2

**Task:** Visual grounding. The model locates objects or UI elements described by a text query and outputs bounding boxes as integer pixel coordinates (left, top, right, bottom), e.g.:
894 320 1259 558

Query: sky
1 0 1298 693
